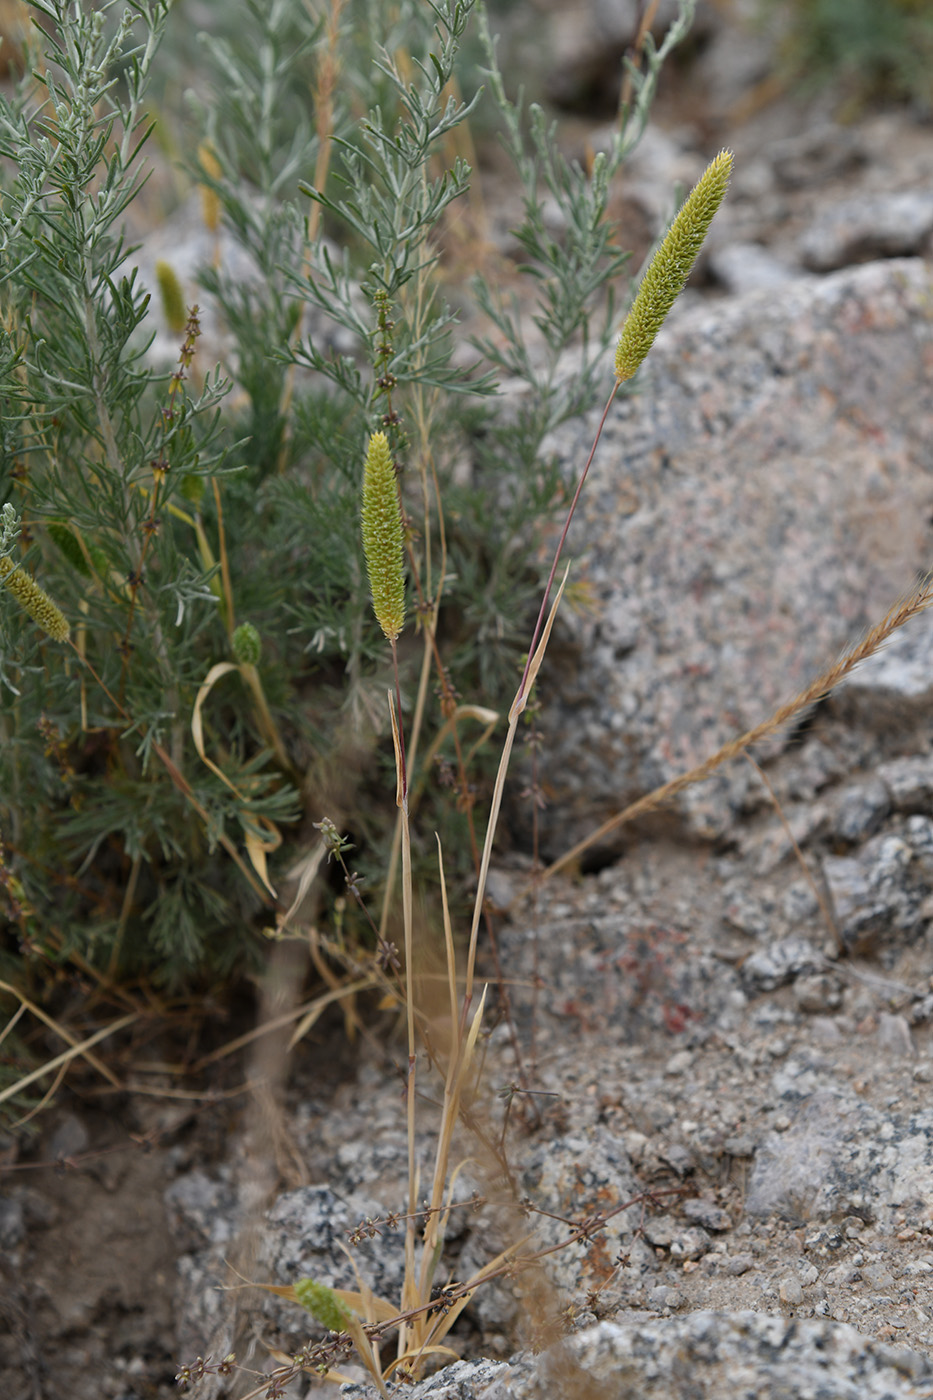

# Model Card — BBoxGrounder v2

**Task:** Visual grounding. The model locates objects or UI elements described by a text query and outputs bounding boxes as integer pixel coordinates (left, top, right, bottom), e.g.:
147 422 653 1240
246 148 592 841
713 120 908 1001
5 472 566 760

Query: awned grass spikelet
614 148 733 384
361 431 406 643
0 556 70 643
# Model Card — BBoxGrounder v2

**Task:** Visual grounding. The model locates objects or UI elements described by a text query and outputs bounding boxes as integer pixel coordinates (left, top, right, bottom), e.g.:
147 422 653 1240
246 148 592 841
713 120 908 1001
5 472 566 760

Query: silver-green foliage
0 0 695 987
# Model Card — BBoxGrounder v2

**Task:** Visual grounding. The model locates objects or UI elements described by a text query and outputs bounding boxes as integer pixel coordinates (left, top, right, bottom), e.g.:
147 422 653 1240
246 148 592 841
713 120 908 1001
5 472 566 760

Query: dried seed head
0 557 70 642
361 430 406 643
614 149 733 384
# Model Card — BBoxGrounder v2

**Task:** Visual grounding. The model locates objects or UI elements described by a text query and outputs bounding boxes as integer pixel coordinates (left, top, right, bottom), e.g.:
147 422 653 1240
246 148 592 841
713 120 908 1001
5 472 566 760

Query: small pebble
659 1143 695 1176
683 1198 731 1232
670 1227 711 1261
724 1134 755 1158
643 1215 676 1249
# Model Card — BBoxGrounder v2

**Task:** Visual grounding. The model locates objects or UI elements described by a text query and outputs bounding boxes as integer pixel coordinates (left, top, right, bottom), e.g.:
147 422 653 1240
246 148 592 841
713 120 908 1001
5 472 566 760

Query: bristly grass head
614 149 733 384
361 431 406 644
0 557 70 643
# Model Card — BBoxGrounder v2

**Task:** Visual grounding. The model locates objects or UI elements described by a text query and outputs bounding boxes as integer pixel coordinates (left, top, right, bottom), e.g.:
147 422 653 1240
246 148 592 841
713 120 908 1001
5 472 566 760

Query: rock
722 887 773 939
822 823 933 954
794 974 843 1015
741 937 821 993
690 18 775 122
529 259 933 855
707 241 798 294
664 1049 693 1076
164 1169 240 1251
644 1214 677 1248
877 1013 914 1058
745 1086 933 1227
744 802 832 876
878 756 933 813
723 1135 756 1159
779 1275 804 1306
863 1262 897 1292
0 1194 24 1249
261 1184 408 1309
683 1198 731 1232
670 1226 712 1261
659 1142 695 1176
770 124 869 189
831 779 892 845
545 0 688 113
516 1128 643 1309
833 611 933 729
48 1112 89 1161
800 192 933 271
339 1312 933 1400
909 992 933 1026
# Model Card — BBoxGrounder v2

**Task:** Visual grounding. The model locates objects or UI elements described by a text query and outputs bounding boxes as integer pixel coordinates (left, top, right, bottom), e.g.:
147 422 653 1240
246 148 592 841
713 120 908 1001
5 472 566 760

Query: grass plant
0 0 691 998
3 1 933 1394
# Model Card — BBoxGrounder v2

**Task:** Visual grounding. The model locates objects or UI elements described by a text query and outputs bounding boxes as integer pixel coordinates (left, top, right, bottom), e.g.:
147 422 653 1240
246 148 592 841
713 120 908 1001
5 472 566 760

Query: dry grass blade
0 979 122 1087
466 564 571 999
0 1006 139 1107
187 979 375 1069
546 571 933 879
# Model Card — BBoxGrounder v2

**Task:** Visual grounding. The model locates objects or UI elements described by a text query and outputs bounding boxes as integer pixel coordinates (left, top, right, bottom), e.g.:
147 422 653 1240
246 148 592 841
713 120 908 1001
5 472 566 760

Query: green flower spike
293 1278 352 1333
155 259 187 335
0 557 70 642
361 430 406 643
614 148 733 384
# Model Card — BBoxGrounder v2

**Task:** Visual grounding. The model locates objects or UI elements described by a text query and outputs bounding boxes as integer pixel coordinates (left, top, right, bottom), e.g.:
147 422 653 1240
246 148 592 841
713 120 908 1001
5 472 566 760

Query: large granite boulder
528 258 933 857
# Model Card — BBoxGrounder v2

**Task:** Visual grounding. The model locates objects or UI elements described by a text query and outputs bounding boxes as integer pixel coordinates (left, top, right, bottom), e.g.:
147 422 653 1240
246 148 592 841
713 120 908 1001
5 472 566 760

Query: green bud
87 545 109 576
180 474 206 506
232 621 261 666
293 1278 351 1332
614 149 733 384
0 556 70 642
361 431 405 643
47 522 91 577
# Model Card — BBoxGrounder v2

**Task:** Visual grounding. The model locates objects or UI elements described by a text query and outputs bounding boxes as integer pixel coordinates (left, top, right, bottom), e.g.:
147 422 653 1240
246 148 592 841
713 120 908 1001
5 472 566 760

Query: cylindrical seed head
0 557 70 642
361 431 406 643
614 149 733 384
